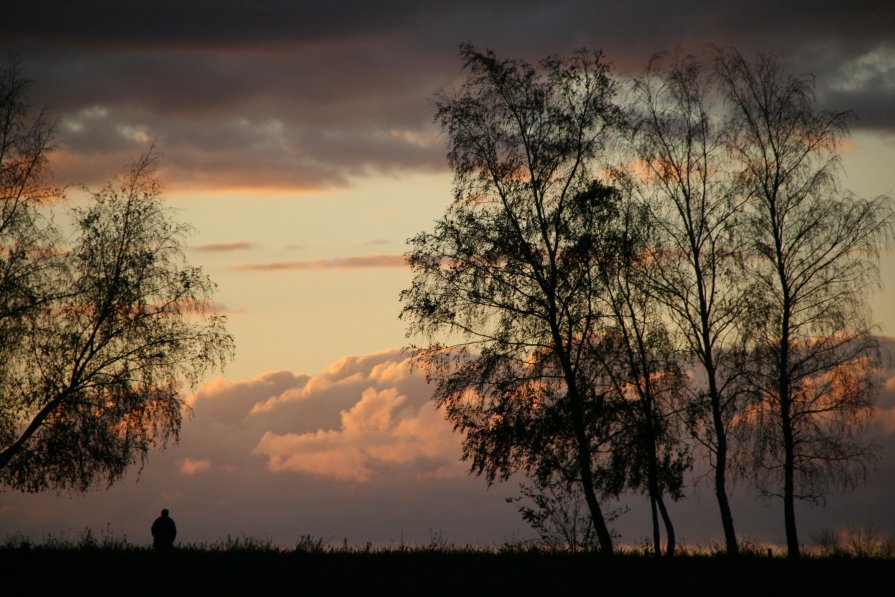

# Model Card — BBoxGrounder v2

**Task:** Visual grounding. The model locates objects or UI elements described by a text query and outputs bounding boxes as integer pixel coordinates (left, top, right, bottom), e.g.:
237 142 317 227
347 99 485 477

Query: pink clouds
189 349 462 482
186 369 310 424
254 386 462 482
232 254 405 271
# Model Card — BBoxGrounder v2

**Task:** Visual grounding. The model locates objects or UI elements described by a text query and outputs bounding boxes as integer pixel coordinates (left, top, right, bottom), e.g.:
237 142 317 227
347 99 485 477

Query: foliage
402 44 626 552
509 477 630 552
625 51 751 555
715 48 895 558
0 61 61 456
0 63 233 492
587 188 690 555
404 44 892 558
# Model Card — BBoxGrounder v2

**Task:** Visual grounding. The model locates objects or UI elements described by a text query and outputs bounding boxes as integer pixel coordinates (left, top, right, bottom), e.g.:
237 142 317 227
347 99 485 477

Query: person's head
161 508 169 517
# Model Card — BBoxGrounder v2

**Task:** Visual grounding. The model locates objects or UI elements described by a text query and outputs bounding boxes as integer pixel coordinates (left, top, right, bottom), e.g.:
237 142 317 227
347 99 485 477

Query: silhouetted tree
0 138 233 489
0 61 65 483
716 48 895 559
401 45 623 553
0 61 60 413
591 189 689 556
627 54 750 555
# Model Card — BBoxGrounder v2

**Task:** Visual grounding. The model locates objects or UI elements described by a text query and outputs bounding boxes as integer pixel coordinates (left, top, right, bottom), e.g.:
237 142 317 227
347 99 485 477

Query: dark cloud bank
2 0 893 190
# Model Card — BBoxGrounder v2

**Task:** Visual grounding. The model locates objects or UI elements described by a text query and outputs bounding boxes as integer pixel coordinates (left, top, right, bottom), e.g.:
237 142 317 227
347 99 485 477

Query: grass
1 531 893 596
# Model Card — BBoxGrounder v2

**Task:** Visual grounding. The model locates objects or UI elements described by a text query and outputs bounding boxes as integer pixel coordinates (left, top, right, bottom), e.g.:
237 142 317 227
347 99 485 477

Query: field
1 538 892 596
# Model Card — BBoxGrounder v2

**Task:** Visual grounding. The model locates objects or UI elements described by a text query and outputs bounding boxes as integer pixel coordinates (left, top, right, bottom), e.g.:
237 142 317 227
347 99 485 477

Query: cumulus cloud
187 349 462 482
186 369 311 424
232 254 405 271
5 345 895 547
0 348 522 547
254 386 462 482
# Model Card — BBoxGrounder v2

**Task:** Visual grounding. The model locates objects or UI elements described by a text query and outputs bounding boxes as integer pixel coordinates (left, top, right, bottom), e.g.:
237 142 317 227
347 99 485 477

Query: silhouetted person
151 508 177 551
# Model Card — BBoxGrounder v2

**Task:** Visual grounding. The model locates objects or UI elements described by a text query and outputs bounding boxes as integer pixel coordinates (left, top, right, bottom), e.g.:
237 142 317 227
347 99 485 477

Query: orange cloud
232 254 405 271
186 349 466 484
178 458 212 476
253 387 462 482
193 241 257 252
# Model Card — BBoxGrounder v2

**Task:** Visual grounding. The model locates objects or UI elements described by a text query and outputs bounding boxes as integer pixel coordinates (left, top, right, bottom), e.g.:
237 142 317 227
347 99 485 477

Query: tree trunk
778 278 799 559
646 436 664 556
656 493 676 557
696 257 739 556
552 317 614 554
569 392 614 553
712 400 739 556
579 457 614 554
780 362 800 558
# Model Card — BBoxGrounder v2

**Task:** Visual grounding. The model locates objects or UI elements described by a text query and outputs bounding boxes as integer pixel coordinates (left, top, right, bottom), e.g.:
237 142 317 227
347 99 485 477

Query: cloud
254 386 462 482
232 254 405 271
186 349 463 482
5 345 895 548
873 336 895 433
4 1 893 191
185 369 311 423
178 458 212 476
816 44 895 131
192 241 257 252
358 239 392 248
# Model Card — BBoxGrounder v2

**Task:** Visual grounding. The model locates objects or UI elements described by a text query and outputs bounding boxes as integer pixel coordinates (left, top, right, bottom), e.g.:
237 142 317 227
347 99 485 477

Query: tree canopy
403 44 893 556
401 45 625 552
0 63 233 492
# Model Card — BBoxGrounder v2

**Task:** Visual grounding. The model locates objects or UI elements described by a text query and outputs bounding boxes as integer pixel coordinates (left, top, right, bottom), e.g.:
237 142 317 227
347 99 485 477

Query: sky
1 0 894 549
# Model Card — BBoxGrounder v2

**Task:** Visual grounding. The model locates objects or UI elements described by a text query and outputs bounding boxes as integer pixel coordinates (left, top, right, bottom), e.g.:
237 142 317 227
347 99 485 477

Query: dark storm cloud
3 1 893 190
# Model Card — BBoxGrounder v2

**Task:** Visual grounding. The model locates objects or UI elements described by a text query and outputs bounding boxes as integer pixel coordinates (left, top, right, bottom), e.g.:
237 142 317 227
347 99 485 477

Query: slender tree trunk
711 395 739 556
568 391 614 554
646 435 664 556
779 335 800 559
782 400 799 559
704 350 738 556
656 493 676 557
551 312 614 554
0 392 67 472
775 233 799 559
695 254 739 556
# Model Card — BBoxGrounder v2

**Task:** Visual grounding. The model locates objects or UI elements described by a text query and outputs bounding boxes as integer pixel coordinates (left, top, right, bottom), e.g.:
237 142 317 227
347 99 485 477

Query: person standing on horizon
151 508 177 551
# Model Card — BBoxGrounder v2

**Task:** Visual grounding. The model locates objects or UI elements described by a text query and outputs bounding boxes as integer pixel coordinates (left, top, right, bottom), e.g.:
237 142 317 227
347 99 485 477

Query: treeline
400 45 894 559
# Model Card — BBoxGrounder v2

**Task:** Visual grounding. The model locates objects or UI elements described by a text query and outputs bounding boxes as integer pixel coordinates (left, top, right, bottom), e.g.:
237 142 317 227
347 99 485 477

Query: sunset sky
2 1 894 548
